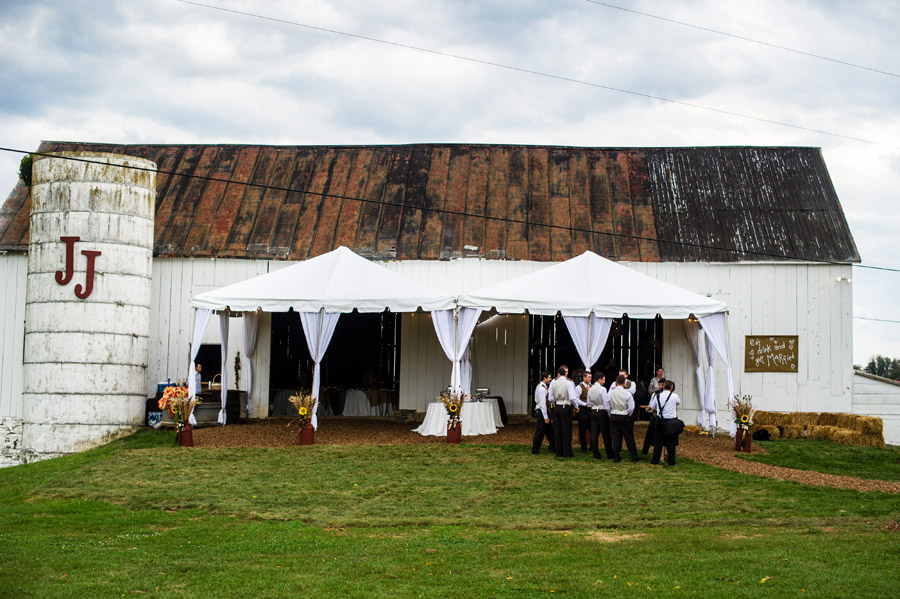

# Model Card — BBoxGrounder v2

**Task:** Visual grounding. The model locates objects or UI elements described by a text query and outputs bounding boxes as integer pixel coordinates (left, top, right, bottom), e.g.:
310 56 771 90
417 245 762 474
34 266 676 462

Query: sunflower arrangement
730 394 754 431
158 386 198 432
438 390 469 429
288 392 316 429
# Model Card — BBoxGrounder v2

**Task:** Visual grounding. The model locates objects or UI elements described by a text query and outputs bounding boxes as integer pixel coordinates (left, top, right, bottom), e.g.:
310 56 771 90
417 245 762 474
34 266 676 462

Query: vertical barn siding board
354 148 392 254
396 146 431 259
183 148 236 256
292 149 337 259
483 147 510 255
207 147 262 254
588 151 616 258
830 270 843 398
609 152 640 260
567 151 591 256
441 148 471 254
311 149 355 257
463 147 490 255
0 255 26 418
526 149 551 260
334 148 375 250
162 147 220 252
548 148 571 261
376 148 412 254
224 147 279 254
417 147 450 259
628 151 660 261
271 148 317 252
505 147 528 260
247 149 301 250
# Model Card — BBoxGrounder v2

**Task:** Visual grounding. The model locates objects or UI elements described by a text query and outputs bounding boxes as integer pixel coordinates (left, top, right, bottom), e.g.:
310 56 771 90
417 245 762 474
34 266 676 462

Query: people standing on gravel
647 380 681 466
531 371 555 455
608 374 640 462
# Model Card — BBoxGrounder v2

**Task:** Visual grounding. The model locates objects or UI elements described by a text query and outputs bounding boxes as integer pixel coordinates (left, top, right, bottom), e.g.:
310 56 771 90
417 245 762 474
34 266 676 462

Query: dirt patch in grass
190 417 900 493
584 531 645 543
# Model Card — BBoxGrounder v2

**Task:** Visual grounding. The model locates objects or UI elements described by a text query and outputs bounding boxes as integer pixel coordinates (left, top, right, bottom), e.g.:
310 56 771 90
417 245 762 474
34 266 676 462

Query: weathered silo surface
22 153 157 461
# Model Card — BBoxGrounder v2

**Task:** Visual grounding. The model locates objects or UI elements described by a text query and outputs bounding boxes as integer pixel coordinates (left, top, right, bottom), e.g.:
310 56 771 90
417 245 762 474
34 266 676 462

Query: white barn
1 142 898 465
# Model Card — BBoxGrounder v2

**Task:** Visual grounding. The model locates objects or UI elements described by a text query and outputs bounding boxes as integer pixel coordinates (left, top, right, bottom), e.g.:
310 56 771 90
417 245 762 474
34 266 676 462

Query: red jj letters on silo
55 236 101 299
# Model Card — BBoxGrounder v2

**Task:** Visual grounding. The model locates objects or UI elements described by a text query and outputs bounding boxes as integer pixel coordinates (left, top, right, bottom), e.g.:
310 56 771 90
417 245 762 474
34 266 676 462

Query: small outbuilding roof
0 142 859 264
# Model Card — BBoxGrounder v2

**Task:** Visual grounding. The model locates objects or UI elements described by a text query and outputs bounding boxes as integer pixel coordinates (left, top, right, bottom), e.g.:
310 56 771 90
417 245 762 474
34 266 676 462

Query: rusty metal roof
0 142 859 263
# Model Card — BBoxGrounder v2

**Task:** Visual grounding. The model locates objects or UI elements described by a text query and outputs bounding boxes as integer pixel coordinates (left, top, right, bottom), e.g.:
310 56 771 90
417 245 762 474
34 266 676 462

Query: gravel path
192 417 900 493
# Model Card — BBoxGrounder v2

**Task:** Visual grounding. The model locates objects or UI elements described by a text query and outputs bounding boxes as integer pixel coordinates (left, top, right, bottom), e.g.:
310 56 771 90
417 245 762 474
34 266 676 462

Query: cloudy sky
1 0 898 364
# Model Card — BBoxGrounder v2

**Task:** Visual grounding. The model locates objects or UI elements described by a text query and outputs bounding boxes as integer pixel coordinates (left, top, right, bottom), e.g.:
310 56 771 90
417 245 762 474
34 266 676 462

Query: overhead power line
3 146 899 275
583 1 900 79
853 316 900 324
174 0 899 151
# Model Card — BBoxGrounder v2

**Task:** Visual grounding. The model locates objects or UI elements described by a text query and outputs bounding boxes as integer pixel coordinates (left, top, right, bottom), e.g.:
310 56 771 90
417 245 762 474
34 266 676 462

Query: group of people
532 365 681 465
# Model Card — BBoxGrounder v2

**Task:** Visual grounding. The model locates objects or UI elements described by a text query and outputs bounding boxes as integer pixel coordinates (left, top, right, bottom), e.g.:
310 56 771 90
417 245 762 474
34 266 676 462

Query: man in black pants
549 365 576 458
575 371 592 452
531 371 555 454
642 377 665 455
587 372 613 459
608 374 640 462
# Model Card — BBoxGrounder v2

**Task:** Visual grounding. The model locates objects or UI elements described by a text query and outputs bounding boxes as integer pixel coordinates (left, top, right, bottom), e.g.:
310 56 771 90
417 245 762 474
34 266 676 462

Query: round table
413 402 498 436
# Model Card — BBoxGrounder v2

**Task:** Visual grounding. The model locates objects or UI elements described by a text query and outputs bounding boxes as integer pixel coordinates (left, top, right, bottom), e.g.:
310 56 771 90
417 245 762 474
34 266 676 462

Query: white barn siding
0 253 27 465
0 253 27 420
851 373 900 446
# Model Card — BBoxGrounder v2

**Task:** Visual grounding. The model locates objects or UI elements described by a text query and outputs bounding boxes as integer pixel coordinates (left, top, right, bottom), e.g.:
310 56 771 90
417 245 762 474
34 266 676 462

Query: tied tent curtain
562 314 612 372
300 309 341 430
703 334 718 432
218 311 230 425
242 312 259 416
460 342 473 397
432 307 482 395
683 320 708 429
187 308 213 426
698 313 736 436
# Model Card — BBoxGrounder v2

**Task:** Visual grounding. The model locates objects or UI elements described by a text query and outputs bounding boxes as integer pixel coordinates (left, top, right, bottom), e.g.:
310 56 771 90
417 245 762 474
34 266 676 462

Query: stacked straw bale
780 425 805 439
807 425 839 440
748 411 884 446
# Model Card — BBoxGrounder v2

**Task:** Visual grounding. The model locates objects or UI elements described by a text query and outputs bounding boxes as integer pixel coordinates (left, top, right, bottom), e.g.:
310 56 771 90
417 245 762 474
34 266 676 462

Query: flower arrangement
730 394 754 431
437 390 469 429
158 386 199 433
288 392 316 429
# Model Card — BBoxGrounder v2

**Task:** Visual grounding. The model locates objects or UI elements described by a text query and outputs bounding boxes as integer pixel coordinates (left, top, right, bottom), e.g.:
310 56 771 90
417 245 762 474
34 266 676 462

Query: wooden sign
745 336 798 372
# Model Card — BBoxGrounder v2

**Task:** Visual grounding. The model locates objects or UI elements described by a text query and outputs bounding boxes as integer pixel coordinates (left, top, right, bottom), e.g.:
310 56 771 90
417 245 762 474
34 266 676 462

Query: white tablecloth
341 389 394 417
413 402 498 436
483 397 504 428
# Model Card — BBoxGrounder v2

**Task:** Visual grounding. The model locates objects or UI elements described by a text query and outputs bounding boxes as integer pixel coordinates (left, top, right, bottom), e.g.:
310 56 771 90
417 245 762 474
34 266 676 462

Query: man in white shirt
587 372 613 460
575 371 593 452
647 380 682 465
531 370 555 455
549 365 586 458
608 374 640 462
609 369 637 396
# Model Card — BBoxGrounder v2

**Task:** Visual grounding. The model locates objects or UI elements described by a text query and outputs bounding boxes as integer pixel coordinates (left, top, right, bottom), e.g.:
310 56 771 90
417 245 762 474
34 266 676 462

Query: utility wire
4 146 898 275
584 1 900 79
853 316 900 324
174 0 899 151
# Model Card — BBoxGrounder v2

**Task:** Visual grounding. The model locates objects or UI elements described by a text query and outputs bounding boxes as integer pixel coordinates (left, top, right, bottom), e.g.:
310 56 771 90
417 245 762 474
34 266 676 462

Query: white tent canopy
458 250 728 318
191 246 456 313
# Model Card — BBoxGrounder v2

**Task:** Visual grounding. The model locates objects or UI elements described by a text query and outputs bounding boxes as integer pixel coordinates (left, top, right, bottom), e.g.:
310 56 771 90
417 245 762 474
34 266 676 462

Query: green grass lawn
1 430 899 598
738 439 900 481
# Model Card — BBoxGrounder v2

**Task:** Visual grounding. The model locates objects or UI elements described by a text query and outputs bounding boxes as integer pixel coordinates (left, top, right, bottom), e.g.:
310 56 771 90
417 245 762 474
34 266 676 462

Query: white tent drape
703 334 718 432
187 308 213 426
562 314 612 371
300 309 341 430
683 320 708 428
699 313 735 436
218 311 230 425
460 342 473 397
242 312 259 416
433 307 482 394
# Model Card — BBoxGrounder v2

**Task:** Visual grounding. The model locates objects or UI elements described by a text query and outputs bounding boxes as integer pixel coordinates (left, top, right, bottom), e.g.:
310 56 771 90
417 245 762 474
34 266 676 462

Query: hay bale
832 429 885 448
754 411 790 427
807 425 840 440
754 424 780 439
789 412 820 427
816 413 841 426
780 424 804 439
855 415 883 435
683 425 701 435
